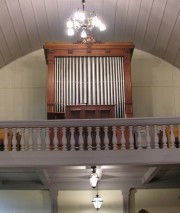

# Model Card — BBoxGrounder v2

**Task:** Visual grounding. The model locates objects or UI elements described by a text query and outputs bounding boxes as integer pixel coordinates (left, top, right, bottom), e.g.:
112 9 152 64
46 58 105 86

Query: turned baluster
170 125 175 148
12 128 17 151
137 126 142 150
87 127 92 150
162 125 167 149
45 128 50 151
70 127 75 150
154 125 159 149
112 126 117 150
53 127 58 151
20 128 25 151
36 128 42 151
62 127 67 151
4 128 8 151
95 127 101 150
129 126 134 150
28 128 33 151
104 126 109 150
120 126 126 150
79 127 84 151
146 126 151 149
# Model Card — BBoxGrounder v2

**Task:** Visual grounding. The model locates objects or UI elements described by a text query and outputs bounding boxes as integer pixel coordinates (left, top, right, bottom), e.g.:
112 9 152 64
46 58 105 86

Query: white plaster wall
132 49 180 117
130 188 180 213
0 190 51 213
0 48 180 120
58 190 123 213
0 49 47 120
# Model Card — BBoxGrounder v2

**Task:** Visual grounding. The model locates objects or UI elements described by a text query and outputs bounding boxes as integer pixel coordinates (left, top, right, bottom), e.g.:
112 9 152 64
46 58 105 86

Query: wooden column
49 189 58 213
121 189 130 213
47 51 55 112
124 49 133 118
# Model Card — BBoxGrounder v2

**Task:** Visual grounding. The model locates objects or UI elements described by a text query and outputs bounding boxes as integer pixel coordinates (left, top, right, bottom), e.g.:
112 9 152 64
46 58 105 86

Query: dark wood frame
65 104 115 119
44 40 134 118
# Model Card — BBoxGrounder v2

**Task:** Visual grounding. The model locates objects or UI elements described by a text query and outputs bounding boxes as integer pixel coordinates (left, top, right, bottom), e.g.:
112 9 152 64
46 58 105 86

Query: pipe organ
44 37 134 119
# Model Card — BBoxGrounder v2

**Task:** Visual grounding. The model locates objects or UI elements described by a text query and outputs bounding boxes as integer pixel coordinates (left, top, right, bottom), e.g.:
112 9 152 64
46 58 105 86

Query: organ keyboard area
44 37 134 119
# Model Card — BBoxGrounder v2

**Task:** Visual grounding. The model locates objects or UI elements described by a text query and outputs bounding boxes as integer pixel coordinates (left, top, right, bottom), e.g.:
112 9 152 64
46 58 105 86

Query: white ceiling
0 165 180 190
0 0 180 69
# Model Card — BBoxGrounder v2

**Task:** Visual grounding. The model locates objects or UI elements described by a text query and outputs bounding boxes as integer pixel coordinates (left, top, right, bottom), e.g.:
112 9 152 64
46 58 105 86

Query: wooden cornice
43 41 135 64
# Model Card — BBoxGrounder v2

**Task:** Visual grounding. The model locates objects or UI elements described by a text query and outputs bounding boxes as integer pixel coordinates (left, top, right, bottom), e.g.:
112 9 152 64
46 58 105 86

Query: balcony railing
0 117 180 152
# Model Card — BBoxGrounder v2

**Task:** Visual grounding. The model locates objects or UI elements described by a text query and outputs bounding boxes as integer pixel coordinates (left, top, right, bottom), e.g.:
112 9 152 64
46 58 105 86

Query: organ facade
43 37 134 119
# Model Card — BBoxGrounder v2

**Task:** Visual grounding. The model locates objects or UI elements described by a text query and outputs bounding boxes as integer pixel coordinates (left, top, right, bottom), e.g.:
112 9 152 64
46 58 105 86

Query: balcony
0 116 179 196
0 117 179 167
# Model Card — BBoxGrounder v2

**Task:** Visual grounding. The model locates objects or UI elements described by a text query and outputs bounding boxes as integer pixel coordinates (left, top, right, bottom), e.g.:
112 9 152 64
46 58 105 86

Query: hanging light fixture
92 183 103 210
89 166 99 188
66 0 106 38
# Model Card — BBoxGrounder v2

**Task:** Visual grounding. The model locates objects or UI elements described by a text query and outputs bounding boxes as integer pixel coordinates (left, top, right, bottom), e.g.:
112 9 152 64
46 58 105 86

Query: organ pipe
44 41 134 118
54 56 125 118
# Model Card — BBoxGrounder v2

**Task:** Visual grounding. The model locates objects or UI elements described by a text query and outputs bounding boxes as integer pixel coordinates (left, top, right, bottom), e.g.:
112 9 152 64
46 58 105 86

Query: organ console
44 36 134 119
65 104 115 119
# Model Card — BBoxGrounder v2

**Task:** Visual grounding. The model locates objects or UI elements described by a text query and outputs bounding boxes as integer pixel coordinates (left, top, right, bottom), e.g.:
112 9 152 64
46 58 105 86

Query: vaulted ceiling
0 0 180 69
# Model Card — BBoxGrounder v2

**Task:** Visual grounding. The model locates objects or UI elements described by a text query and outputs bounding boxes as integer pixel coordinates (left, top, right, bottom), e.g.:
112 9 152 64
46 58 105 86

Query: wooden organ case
44 37 134 119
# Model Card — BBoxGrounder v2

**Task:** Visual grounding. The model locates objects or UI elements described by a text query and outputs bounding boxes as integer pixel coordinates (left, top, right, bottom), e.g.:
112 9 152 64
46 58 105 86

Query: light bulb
89 173 99 188
66 19 73 28
67 28 75 36
99 23 106 31
81 30 87 38
92 195 103 210
92 16 101 27
74 21 81 30
74 11 85 21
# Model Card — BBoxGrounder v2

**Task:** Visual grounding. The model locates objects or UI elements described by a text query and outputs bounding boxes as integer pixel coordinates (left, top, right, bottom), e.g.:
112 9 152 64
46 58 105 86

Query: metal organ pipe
79 57 83 104
100 57 103 105
54 56 125 118
109 57 113 105
81 57 87 104
121 58 125 117
96 57 100 105
54 58 57 112
75 57 79 105
92 57 96 105
65 57 68 106
112 57 117 117
106 57 110 105
117 57 121 116
72 57 75 105
87 57 91 104
120 57 125 117
60 57 63 111
63 57 66 112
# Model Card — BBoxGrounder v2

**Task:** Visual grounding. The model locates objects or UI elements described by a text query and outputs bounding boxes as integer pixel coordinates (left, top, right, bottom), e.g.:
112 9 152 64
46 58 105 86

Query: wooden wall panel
31 0 51 45
142 0 167 52
6 0 31 55
19 0 42 51
0 0 22 60
153 0 180 58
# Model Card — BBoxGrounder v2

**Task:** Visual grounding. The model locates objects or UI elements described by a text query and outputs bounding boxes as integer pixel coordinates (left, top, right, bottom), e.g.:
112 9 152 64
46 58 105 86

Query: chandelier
92 183 103 210
66 0 106 38
89 166 99 188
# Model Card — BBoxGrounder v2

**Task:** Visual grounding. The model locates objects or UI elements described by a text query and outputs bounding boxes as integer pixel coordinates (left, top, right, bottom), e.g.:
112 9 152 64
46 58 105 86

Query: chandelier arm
97 181 99 196
82 0 85 11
